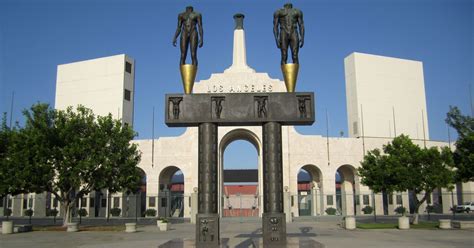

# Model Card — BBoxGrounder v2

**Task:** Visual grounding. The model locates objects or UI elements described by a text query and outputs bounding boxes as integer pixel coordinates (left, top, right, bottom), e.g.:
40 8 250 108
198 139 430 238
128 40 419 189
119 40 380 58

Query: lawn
356 222 438 229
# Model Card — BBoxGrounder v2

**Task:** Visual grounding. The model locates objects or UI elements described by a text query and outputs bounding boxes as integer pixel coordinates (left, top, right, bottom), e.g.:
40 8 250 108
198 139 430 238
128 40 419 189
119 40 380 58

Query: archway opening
336 165 357 216
297 165 322 216
220 129 261 218
159 166 184 218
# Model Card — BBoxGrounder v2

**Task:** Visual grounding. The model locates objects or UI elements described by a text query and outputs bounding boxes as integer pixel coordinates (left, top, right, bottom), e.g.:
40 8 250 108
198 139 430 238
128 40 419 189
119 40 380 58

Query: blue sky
0 0 472 169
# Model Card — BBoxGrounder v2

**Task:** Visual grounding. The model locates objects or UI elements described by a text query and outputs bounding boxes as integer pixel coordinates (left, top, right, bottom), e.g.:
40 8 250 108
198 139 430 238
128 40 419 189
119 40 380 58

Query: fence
1 191 473 219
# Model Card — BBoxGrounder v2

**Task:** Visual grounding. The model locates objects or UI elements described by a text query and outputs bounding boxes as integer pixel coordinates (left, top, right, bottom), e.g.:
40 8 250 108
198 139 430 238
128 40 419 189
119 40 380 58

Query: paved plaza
1 218 473 248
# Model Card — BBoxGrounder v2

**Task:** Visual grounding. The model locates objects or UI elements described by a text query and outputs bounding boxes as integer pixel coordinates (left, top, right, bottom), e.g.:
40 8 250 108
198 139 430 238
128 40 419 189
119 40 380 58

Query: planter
67 222 79 232
398 216 410 230
125 223 137 233
2 221 13 234
158 222 170 231
438 219 451 229
344 216 356 230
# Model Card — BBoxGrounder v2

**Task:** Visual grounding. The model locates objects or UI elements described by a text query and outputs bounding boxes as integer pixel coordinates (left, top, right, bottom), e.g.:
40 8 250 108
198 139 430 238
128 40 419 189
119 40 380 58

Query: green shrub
394 206 406 215
145 208 157 217
426 204 442 214
78 208 88 217
362 205 373 214
110 207 121 217
46 208 59 217
157 217 169 223
24 209 34 217
4 208 12 217
325 207 337 215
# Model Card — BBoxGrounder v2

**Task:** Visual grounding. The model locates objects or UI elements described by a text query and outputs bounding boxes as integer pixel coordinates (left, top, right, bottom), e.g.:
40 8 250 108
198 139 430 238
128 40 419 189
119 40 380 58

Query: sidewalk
1 220 473 248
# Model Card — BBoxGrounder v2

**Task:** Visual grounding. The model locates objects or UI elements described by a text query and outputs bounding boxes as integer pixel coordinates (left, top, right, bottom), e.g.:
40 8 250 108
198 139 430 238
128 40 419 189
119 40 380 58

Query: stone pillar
283 191 291 222
191 192 198 224
12 196 22 216
441 188 457 214
461 182 474 202
374 193 384 216
341 181 354 216
33 193 46 217
196 123 219 246
262 122 286 245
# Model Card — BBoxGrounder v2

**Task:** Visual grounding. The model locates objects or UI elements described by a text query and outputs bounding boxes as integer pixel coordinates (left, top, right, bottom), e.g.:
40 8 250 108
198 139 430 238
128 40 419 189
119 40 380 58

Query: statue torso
275 8 301 34
180 11 201 33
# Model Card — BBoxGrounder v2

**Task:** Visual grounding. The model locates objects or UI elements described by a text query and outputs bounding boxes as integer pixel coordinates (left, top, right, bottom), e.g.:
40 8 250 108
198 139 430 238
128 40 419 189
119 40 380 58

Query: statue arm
273 11 280 48
197 13 203 48
297 11 305 48
172 15 183 46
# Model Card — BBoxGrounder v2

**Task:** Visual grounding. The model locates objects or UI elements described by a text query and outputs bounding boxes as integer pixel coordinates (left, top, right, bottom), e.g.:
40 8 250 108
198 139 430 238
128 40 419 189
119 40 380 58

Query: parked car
456 202 474 213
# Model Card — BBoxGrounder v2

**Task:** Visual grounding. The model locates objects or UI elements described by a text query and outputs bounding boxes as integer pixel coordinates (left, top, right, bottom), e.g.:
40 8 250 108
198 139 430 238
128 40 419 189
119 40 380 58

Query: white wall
345 52 429 139
55 54 135 126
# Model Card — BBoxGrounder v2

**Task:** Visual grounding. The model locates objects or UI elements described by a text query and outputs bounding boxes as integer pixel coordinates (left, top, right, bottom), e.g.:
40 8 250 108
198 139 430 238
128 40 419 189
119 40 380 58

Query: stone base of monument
262 212 286 245
196 214 220 246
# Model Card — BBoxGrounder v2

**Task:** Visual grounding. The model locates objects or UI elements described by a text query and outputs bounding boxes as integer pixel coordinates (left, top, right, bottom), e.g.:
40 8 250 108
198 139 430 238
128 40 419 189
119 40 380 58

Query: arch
337 164 357 184
296 164 323 216
336 164 359 216
159 165 182 187
158 165 185 218
219 128 261 154
218 128 262 218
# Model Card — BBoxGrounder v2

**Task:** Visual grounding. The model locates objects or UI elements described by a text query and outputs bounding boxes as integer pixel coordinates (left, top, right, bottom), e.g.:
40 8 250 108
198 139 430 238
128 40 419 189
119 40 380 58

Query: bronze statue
173 6 203 66
273 3 305 65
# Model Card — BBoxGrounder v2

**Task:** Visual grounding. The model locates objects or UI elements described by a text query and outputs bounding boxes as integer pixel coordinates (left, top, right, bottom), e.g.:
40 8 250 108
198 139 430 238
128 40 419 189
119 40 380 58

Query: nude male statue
273 3 305 65
173 6 203 66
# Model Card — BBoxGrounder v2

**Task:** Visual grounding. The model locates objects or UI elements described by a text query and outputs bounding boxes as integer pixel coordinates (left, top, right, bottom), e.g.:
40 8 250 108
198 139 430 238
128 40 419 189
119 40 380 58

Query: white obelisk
224 13 255 73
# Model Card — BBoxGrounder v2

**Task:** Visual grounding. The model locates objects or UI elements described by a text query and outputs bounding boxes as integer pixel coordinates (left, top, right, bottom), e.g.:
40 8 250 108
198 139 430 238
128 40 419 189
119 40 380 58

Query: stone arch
158 165 185 218
336 164 359 216
296 164 323 216
218 128 262 217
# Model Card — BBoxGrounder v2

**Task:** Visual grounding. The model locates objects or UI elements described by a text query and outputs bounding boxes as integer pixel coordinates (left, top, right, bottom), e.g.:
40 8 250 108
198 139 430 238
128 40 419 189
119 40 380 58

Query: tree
0 113 14 208
0 113 44 210
446 106 474 182
18 103 142 226
358 135 455 224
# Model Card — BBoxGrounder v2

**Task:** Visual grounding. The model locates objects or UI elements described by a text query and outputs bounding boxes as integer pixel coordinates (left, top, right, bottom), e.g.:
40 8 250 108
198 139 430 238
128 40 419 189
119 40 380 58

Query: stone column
196 123 219 246
262 122 286 245
33 193 46 217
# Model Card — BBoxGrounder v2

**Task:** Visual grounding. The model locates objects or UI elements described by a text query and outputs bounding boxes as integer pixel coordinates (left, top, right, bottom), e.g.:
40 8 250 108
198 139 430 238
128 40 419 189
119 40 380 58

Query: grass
33 225 125 232
357 222 438 230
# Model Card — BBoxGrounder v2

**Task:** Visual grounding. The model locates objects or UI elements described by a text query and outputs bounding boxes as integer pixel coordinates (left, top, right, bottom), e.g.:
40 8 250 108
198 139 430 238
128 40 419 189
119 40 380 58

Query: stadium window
125 61 132 73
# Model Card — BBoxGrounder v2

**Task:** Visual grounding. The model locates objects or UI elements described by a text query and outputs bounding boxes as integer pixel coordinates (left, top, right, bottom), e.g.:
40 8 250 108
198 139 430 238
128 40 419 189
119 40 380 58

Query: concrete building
55 54 135 126
345 52 429 139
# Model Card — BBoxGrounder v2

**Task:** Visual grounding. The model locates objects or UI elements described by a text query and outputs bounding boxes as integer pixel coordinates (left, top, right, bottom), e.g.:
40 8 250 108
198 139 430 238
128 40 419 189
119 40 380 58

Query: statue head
284 3 293 9
185 6 193 12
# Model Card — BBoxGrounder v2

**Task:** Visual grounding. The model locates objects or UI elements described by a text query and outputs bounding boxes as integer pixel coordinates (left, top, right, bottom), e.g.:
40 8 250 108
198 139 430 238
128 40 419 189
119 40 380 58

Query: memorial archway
297 164 322 216
336 164 359 216
219 128 262 217
158 166 185 218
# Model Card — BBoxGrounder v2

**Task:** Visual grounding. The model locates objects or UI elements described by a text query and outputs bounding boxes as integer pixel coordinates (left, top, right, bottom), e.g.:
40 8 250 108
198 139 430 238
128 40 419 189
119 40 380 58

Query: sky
0 0 472 170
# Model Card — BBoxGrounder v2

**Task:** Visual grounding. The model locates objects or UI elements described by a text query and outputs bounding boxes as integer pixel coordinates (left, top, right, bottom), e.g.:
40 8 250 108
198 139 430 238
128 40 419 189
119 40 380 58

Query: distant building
55 54 135 126
345 52 429 139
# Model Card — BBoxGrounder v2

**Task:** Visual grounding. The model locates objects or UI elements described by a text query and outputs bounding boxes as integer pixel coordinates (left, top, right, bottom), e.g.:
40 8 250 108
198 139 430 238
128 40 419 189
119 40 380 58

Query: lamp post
451 190 456 220
237 193 242 223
